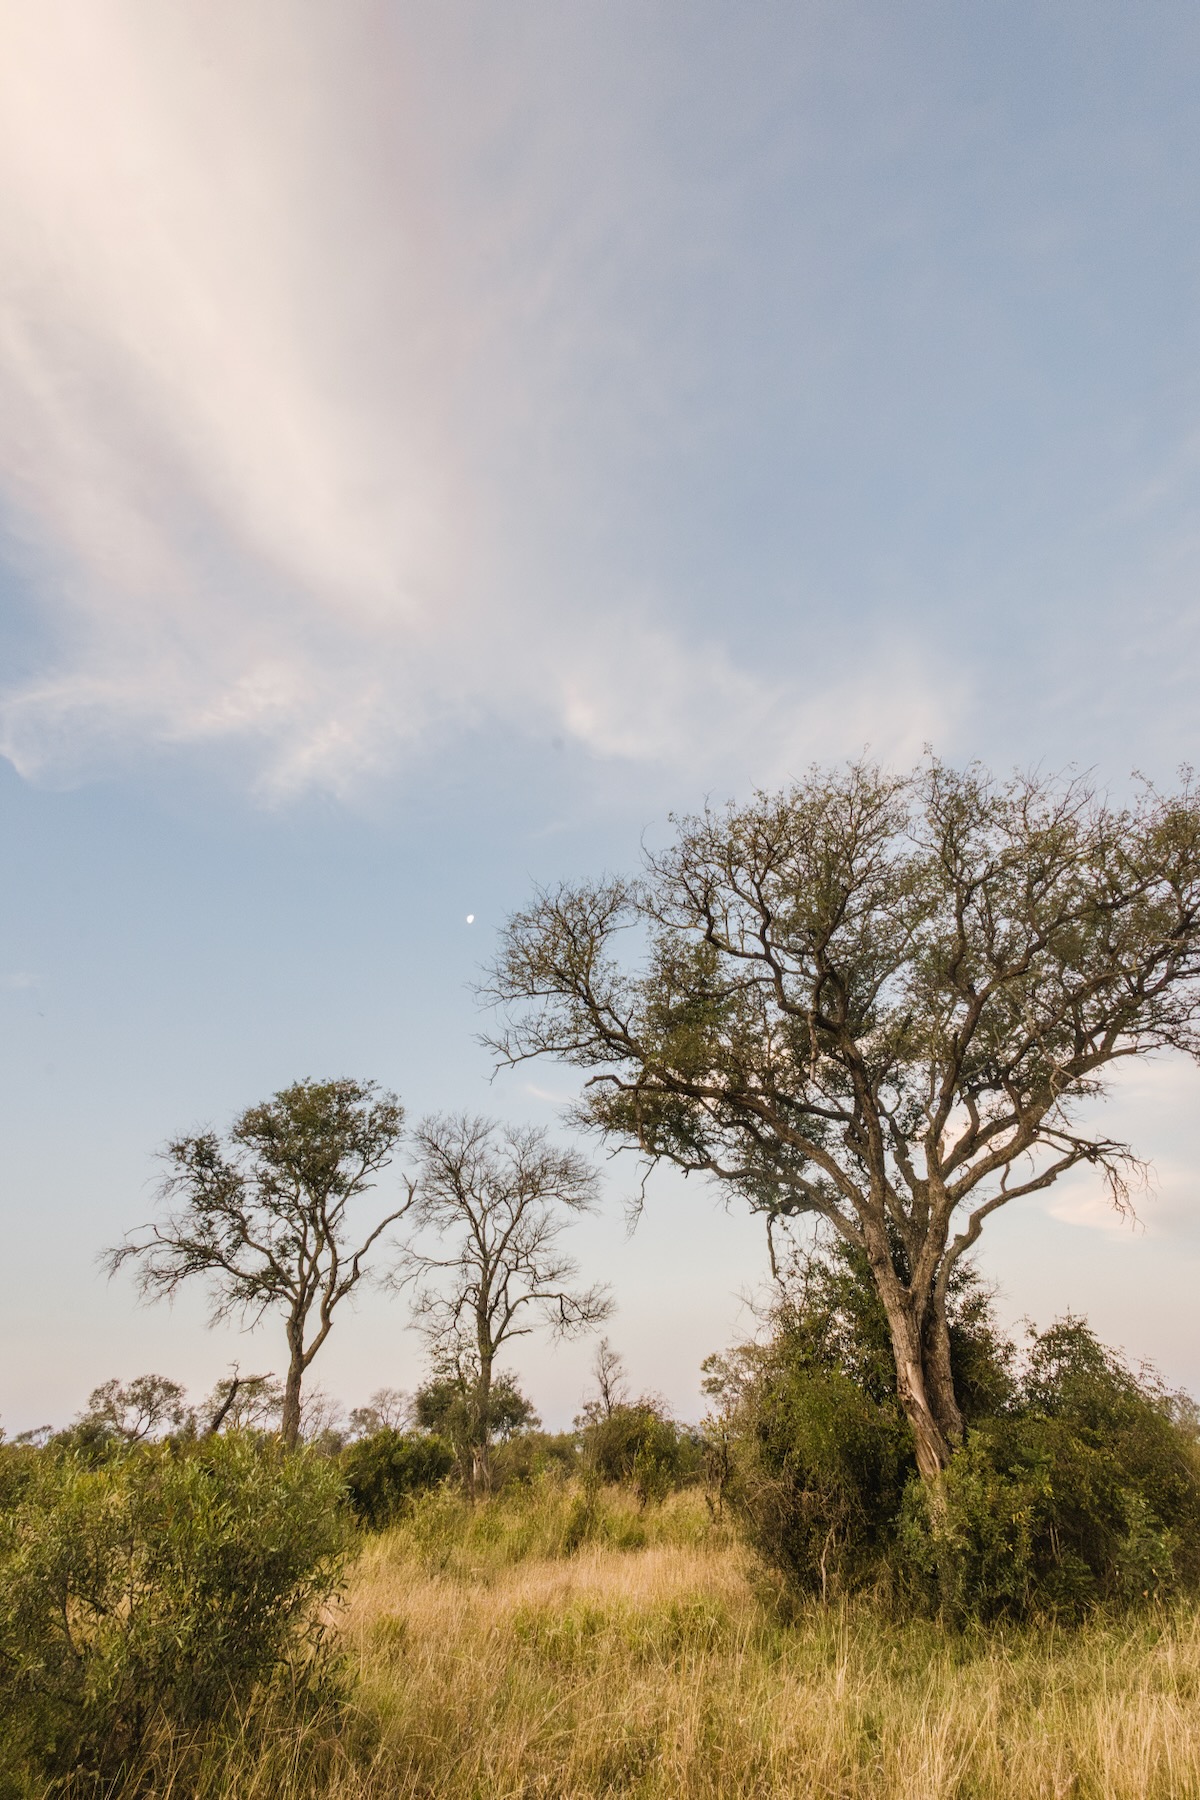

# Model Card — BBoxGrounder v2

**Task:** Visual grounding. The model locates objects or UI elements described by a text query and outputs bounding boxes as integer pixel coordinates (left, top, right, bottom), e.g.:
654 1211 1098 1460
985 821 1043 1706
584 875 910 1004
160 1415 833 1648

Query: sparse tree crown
396 1114 612 1491
108 1077 411 1447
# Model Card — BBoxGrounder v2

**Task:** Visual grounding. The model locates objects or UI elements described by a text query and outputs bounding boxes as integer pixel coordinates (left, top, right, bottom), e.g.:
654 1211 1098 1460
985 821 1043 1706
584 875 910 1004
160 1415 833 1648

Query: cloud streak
0 2 954 797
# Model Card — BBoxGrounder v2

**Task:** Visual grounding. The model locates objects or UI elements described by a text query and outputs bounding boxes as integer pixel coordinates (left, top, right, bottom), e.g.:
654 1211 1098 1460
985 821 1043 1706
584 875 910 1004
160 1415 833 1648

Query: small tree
109 1078 411 1447
347 1386 410 1440
396 1114 612 1492
484 761 1200 1479
201 1366 277 1436
578 1338 631 1424
68 1375 194 1451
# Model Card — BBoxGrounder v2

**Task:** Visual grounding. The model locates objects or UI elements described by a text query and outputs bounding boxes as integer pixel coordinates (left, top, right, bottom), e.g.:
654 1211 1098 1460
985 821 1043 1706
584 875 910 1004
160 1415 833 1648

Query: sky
2 0 1200 1434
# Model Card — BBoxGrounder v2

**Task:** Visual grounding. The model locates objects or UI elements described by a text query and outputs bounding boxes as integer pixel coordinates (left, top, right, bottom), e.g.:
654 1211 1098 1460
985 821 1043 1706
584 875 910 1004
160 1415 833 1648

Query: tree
577 1337 630 1425
109 1078 410 1447
395 1114 612 1492
412 1364 540 1481
68 1375 194 1449
484 760 1200 1480
347 1386 410 1440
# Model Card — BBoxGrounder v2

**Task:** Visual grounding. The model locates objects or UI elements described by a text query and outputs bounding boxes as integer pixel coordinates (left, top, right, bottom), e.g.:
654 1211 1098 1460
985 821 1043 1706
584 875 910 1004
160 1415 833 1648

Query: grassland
134 1484 1200 1800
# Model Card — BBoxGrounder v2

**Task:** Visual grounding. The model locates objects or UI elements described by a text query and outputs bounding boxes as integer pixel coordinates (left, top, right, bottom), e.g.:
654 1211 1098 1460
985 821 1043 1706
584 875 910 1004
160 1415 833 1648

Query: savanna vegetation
10 758 1200 1795
7 1274 1200 1798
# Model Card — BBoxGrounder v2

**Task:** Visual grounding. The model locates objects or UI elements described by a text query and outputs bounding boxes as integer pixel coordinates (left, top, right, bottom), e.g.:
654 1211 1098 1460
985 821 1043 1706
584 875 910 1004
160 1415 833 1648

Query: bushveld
82 1482 1200 1800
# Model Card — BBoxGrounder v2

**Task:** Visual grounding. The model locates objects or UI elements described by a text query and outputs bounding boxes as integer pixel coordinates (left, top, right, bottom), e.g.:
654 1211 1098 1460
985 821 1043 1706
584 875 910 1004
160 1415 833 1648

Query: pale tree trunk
864 1228 953 1480
922 1291 965 1450
280 1326 304 1450
471 1343 494 1499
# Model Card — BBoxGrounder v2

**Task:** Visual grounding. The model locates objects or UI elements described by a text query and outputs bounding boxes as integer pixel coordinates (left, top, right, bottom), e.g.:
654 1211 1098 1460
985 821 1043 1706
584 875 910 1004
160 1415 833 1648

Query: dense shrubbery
709 1242 1200 1621
580 1402 702 1505
901 1318 1200 1620
0 1433 349 1794
342 1428 455 1528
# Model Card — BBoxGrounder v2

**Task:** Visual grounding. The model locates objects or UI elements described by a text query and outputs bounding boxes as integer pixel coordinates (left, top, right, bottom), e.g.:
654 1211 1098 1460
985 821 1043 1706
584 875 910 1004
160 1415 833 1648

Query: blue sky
2 1 1200 1433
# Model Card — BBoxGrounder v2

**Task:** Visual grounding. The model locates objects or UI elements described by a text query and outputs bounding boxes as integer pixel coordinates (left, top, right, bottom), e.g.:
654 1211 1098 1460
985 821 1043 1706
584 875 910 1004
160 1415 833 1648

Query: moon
466 914 475 924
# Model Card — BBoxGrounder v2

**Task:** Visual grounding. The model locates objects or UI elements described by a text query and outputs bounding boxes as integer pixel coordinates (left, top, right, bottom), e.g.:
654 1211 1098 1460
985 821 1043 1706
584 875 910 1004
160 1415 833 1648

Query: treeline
101 1087 613 1490
23 1338 706 1519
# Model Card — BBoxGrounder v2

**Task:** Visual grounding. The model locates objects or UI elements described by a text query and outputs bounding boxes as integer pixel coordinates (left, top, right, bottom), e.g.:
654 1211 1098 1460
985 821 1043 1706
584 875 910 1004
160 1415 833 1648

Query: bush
581 1404 701 1505
711 1244 1200 1621
342 1429 454 1528
412 1369 541 1489
0 1433 350 1790
490 1430 582 1488
718 1347 914 1599
900 1319 1200 1621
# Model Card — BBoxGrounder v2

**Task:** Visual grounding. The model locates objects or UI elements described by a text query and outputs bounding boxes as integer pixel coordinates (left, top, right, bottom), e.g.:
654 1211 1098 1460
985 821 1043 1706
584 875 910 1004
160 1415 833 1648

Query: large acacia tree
484 762 1200 1480
109 1078 410 1447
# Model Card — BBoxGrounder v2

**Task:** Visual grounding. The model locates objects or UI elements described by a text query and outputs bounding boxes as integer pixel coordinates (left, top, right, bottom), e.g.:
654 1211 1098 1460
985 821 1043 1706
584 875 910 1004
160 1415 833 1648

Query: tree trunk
922 1292 965 1449
866 1246 953 1479
281 1340 304 1450
471 1350 493 1499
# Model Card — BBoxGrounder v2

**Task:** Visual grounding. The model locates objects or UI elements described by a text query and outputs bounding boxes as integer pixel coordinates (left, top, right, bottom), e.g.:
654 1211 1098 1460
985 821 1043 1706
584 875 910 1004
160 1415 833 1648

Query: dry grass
131 1485 1200 1799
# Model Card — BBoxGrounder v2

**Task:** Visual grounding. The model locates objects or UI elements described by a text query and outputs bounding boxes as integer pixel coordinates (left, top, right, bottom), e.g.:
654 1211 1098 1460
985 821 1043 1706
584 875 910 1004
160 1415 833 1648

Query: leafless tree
577 1337 630 1425
484 760 1200 1480
395 1114 612 1492
108 1078 412 1447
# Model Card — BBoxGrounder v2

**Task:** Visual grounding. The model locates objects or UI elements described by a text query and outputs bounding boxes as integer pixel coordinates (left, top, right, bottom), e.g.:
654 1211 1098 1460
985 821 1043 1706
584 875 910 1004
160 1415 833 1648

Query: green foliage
901 1318 1200 1621
706 1240 1008 1598
0 1434 350 1791
342 1428 454 1529
580 1403 701 1505
489 1429 582 1487
412 1368 541 1488
53 1373 196 1463
710 1244 1200 1621
414 1369 540 1444
717 1347 914 1600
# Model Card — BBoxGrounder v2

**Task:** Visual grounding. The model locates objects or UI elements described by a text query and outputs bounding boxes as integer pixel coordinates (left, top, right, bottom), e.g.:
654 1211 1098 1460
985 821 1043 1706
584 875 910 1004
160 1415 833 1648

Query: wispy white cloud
0 971 38 991
0 2 956 797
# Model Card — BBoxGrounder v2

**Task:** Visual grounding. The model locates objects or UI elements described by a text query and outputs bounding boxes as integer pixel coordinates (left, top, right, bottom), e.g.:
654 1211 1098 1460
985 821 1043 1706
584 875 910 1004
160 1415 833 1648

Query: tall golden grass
112 1485 1200 1799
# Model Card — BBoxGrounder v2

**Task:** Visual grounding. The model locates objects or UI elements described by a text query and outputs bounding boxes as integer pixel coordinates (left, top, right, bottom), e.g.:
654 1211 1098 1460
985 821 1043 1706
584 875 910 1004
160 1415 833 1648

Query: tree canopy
484 760 1200 1476
395 1114 611 1489
108 1078 410 1447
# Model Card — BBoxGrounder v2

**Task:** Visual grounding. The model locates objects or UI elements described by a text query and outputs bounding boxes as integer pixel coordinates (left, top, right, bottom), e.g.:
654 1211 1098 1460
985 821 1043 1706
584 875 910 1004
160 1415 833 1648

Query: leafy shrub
0 1433 349 1790
581 1404 701 1505
710 1242 1200 1620
342 1429 454 1529
411 1369 541 1489
718 1349 914 1599
704 1242 949 1596
490 1429 582 1487
900 1319 1200 1621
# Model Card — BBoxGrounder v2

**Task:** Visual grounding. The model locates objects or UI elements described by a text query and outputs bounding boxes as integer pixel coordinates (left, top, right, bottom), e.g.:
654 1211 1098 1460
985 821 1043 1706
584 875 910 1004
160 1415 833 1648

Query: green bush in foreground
0 1433 350 1793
